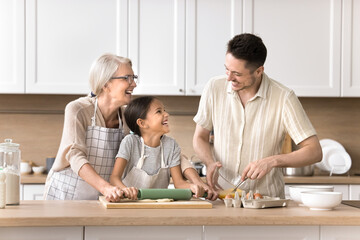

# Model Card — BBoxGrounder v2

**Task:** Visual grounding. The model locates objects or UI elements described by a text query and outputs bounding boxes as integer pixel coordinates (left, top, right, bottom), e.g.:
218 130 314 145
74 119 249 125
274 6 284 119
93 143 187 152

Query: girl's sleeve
116 135 132 161
168 141 181 168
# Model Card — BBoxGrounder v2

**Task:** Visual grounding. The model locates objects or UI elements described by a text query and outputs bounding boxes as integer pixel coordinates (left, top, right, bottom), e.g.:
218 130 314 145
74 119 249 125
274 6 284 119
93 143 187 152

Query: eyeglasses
110 75 138 85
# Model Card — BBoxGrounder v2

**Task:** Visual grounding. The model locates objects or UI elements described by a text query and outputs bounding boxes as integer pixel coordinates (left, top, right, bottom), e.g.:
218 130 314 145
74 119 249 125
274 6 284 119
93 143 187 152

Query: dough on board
136 199 157 203
114 198 174 203
155 198 174 202
137 198 174 203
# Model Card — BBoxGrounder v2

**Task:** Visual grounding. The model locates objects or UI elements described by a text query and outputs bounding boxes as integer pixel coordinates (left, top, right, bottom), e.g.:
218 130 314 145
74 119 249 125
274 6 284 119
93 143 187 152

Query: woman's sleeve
61 102 90 175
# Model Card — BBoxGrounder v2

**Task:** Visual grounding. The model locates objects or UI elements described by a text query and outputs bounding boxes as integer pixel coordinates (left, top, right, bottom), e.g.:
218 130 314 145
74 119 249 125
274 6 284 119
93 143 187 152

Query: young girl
110 96 205 200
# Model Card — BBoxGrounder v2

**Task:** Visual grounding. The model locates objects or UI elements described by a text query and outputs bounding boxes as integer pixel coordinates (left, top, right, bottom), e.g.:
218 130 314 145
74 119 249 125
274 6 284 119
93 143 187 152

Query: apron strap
136 137 147 168
91 98 98 127
92 98 123 129
117 111 123 129
160 141 165 168
137 137 165 168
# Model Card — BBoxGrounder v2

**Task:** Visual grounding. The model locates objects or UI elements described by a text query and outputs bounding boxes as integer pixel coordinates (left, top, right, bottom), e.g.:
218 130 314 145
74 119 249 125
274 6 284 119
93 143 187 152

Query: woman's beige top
49 96 193 177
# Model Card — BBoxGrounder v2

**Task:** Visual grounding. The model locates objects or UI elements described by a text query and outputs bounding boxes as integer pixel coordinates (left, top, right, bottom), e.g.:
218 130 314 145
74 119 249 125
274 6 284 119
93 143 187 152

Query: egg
246 192 252 200
254 192 263 199
246 192 263 200
224 194 233 199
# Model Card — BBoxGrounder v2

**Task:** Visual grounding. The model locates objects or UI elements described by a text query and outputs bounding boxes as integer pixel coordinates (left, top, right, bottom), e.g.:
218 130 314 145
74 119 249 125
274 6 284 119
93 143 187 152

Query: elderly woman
44 54 217 202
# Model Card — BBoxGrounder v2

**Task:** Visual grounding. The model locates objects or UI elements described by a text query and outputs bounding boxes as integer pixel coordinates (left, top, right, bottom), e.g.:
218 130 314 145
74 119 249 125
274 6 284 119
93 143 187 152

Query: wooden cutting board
99 196 212 209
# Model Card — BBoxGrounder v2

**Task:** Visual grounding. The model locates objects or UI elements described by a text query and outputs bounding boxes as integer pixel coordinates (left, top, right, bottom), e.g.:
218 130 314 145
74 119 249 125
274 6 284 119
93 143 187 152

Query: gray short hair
89 53 132 96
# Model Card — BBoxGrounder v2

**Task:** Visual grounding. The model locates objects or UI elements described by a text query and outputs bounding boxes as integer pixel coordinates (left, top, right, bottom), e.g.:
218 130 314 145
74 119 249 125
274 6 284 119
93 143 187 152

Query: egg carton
241 196 290 209
223 191 290 209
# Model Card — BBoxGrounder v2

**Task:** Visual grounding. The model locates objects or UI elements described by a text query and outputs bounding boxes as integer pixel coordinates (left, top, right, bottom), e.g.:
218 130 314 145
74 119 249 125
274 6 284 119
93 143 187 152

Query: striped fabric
194 73 316 198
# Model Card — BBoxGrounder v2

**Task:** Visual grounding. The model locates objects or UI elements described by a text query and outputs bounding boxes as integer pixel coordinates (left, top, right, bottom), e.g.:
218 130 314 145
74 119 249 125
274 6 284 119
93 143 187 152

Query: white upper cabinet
0 0 25 93
185 0 242 95
342 0 360 97
243 0 342 97
130 0 186 95
25 0 127 94
1 0 359 96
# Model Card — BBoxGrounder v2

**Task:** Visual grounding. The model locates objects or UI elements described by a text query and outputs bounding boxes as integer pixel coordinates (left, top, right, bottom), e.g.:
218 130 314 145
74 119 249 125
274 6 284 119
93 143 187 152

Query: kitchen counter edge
0 200 359 227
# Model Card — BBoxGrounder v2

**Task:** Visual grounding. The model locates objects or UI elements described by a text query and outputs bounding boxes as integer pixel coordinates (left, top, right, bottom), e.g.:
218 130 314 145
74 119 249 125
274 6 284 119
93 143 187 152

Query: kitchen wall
0 95 359 175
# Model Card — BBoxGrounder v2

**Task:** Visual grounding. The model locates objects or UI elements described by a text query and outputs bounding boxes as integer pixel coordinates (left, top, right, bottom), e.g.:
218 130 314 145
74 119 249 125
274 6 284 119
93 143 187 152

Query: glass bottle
0 168 6 208
0 139 21 205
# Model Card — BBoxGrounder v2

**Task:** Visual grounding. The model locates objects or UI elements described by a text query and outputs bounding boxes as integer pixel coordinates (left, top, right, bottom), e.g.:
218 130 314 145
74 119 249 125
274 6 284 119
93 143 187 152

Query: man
193 33 322 198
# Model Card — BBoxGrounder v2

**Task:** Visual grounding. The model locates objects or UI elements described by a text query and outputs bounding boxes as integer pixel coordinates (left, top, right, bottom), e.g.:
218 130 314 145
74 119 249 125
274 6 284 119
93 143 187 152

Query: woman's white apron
45 98 124 200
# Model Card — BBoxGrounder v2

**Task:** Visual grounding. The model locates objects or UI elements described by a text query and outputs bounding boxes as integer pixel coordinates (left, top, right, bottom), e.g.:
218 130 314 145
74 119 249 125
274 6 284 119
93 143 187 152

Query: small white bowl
301 191 342 210
32 166 45 174
289 185 334 203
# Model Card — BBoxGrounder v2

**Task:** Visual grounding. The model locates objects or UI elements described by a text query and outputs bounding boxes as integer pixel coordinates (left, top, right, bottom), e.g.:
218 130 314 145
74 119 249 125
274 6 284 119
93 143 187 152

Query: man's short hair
227 33 267 71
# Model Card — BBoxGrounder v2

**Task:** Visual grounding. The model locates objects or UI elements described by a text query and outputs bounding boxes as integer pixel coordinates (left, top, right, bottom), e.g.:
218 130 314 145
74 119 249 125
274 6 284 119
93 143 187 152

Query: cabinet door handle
179 89 183 92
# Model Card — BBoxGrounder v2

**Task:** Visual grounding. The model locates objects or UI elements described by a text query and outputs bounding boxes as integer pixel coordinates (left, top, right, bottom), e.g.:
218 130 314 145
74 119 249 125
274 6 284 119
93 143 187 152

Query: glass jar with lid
0 139 20 205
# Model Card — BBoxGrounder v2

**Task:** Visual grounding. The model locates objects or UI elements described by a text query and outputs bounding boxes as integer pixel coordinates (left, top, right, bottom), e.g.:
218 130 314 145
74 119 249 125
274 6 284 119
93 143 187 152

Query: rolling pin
137 189 192 200
135 189 208 200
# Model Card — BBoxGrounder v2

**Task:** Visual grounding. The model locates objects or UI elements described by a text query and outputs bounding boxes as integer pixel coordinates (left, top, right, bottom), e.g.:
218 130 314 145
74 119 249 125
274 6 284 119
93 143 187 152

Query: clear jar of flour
0 139 20 205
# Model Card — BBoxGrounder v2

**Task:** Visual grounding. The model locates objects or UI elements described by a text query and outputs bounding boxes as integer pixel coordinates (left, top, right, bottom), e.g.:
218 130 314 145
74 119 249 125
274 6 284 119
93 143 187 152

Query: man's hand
205 161 222 190
241 136 322 181
202 184 219 201
241 156 276 181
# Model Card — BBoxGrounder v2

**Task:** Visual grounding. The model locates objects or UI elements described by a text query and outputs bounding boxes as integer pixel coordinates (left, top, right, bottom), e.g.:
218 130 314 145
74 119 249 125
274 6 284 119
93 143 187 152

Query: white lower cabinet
204 226 319 240
2 226 360 240
85 226 202 240
333 185 349 200
320 226 360 240
349 185 360 200
0 227 83 240
21 184 45 200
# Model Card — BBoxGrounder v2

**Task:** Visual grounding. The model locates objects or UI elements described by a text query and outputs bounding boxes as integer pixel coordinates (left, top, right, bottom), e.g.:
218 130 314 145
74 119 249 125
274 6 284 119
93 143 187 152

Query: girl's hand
122 187 138 200
104 185 124 202
190 184 205 198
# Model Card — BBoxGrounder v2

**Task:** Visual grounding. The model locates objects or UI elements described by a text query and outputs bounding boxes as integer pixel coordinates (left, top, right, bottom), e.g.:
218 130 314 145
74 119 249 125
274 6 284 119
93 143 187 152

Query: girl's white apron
122 137 169 189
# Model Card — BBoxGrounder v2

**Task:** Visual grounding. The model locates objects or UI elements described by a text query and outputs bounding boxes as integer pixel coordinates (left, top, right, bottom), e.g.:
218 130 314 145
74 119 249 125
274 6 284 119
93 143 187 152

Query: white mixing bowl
301 191 342 210
289 185 334 203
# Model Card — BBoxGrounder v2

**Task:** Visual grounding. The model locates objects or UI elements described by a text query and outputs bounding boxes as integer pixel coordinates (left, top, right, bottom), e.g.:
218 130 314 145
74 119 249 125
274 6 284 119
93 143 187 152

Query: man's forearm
193 136 215 166
274 135 322 168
